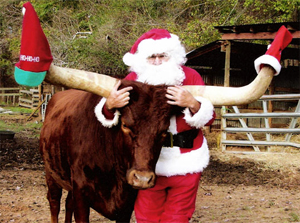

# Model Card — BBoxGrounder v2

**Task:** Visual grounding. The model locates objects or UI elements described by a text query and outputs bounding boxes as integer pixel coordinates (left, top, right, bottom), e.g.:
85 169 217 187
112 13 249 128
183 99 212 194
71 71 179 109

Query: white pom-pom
22 7 26 15
122 52 135 66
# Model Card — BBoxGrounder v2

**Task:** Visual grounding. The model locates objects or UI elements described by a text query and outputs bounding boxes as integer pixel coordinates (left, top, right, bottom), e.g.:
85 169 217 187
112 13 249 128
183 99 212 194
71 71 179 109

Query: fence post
221 106 227 151
262 100 271 151
232 106 260 152
285 99 300 142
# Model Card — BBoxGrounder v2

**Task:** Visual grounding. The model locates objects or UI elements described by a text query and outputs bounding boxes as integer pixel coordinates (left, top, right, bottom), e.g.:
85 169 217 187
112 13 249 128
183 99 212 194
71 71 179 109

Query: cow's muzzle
126 169 156 189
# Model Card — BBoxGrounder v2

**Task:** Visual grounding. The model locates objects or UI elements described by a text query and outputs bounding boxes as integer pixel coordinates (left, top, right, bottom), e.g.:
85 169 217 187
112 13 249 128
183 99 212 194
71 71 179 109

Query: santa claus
95 28 215 222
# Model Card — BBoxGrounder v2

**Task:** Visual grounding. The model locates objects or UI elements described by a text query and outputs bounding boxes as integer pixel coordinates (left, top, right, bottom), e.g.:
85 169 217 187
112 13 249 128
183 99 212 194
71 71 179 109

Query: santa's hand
106 80 133 110
166 86 200 113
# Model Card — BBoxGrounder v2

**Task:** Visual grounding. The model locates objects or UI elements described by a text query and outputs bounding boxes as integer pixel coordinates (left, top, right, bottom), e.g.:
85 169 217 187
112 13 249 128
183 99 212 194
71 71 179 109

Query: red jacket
96 66 215 176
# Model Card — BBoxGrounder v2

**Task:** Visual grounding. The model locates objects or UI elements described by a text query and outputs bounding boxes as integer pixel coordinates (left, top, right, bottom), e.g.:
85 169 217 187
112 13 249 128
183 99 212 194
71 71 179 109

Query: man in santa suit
95 28 215 222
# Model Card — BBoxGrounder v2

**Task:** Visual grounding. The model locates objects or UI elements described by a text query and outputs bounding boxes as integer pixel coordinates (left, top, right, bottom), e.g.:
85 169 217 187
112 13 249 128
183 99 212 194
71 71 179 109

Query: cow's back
40 89 107 189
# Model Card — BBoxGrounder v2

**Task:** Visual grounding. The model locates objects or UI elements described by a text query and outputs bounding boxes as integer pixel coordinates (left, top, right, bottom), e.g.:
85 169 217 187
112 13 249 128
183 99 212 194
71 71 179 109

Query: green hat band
14 66 46 87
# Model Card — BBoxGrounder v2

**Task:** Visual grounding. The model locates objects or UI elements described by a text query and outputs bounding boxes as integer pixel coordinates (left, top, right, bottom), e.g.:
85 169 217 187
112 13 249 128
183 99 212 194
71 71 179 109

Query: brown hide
40 80 182 222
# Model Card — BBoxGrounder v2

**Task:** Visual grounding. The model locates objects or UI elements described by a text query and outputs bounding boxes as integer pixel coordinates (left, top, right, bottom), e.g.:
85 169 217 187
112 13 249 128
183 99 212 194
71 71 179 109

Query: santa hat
14 2 53 87
123 29 186 66
254 25 293 76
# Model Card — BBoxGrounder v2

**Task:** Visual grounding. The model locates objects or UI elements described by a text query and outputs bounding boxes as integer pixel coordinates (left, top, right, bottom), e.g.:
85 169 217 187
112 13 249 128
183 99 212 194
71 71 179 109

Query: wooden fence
0 87 20 105
19 88 39 108
221 94 300 152
0 87 40 109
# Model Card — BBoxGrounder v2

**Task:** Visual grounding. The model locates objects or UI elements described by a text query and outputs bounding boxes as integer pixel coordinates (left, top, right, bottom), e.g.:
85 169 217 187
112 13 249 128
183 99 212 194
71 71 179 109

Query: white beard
130 58 185 85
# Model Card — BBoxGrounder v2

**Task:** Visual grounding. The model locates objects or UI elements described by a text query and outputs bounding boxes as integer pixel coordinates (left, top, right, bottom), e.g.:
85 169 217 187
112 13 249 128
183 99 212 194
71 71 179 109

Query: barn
186 22 300 128
185 22 300 151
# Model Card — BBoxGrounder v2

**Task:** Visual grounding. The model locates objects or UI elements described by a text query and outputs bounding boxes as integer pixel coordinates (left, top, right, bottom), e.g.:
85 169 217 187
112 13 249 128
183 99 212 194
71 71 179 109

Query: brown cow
40 80 183 222
40 64 276 223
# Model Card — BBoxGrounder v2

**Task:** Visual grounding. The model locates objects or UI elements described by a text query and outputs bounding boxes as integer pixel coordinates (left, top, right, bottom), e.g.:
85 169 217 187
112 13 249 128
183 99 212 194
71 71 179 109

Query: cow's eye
161 133 167 138
121 122 131 134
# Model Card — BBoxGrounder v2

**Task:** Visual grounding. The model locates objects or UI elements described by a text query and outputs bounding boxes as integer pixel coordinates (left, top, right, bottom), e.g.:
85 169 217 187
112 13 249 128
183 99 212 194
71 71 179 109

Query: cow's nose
126 170 156 189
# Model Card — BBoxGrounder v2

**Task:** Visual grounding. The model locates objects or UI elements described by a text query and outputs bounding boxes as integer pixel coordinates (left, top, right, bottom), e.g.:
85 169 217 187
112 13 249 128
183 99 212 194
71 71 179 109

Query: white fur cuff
183 96 214 128
254 54 281 76
94 98 120 128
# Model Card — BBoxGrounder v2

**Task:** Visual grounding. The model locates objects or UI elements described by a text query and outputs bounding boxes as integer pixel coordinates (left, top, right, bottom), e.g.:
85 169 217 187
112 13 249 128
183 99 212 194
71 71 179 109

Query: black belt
163 129 199 148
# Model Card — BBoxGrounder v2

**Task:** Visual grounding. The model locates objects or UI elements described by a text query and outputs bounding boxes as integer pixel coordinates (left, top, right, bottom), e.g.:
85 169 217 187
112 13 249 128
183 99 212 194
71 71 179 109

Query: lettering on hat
20 55 40 62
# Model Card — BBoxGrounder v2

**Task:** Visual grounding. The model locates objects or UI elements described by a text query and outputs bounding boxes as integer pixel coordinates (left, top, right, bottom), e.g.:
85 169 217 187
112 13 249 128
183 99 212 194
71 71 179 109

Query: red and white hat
14 2 53 86
123 29 186 66
254 25 293 76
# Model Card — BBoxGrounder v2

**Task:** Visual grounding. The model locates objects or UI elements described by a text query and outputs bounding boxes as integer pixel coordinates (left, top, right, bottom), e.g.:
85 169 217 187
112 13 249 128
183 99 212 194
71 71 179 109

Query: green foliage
0 0 298 80
242 0 300 23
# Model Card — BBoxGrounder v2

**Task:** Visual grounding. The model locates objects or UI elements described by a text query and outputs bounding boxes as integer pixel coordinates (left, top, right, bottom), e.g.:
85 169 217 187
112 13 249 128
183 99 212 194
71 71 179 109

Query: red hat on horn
254 25 293 76
14 2 53 87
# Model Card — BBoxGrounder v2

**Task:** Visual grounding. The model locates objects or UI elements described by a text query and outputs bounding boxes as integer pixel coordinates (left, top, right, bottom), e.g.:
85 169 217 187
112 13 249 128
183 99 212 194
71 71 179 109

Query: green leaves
0 0 298 80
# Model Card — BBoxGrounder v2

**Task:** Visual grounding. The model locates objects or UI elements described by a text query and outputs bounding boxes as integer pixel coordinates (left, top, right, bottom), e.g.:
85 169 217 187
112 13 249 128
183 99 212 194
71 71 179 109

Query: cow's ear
170 105 184 116
129 87 139 102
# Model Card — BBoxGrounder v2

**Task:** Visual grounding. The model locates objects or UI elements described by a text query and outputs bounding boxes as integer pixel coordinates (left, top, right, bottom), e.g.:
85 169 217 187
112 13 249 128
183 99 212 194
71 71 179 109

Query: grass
0 119 42 138
1 105 33 114
289 212 300 222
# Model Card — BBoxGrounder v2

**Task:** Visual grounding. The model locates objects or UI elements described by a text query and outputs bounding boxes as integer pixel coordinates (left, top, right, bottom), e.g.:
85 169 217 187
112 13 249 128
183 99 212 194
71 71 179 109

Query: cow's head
114 80 183 188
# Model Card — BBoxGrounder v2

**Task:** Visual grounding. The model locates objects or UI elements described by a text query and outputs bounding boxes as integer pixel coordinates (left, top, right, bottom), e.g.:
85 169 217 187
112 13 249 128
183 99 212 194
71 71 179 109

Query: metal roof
215 22 299 34
214 22 300 45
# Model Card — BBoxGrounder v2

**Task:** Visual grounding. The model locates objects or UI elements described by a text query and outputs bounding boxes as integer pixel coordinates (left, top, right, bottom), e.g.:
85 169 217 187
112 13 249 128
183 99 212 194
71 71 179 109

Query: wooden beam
221 31 300 40
224 40 231 87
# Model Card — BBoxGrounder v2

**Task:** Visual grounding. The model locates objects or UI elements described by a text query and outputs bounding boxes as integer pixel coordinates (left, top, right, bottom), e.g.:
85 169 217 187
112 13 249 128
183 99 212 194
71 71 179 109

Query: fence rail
0 87 20 105
0 87 40 108
221 94 300 152
19 89 39 108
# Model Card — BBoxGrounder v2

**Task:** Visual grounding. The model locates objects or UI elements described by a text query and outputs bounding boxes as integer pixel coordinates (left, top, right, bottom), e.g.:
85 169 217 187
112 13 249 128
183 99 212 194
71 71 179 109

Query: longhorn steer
40 80 182 222
40 64 275 223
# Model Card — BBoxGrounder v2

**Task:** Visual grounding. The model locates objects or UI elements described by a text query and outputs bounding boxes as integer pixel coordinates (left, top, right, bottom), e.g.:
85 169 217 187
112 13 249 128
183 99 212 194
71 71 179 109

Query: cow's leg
46 174 63 223
115 189 137 223
65 191 74 223
73 183 90 222
115 212 132 223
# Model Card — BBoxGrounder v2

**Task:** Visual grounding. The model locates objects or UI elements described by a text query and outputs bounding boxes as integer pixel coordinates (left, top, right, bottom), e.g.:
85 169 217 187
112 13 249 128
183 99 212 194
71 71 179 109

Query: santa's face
147 53 170 65
130 53 185 86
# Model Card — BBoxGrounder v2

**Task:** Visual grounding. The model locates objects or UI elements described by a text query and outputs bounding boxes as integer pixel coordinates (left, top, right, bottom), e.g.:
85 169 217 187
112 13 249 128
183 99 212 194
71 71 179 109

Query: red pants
134 172 201 223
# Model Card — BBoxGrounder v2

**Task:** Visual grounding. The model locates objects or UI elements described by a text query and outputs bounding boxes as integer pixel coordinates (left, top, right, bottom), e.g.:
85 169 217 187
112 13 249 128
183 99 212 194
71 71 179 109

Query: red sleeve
102 105 115 120
205 111 216 126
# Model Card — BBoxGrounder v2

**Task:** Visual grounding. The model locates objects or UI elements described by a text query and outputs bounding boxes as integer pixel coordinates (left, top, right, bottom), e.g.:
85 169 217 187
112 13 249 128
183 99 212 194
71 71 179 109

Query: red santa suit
94 29 215 222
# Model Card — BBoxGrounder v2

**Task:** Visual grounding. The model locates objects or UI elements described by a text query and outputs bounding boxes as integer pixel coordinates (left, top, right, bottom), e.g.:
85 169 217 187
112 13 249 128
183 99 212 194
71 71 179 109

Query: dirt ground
0 116 300 223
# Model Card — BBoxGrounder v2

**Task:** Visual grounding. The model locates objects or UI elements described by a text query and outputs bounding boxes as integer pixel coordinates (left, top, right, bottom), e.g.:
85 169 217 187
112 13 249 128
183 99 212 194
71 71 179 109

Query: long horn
45 64 118 98
183 65 274 106
45 63 274 105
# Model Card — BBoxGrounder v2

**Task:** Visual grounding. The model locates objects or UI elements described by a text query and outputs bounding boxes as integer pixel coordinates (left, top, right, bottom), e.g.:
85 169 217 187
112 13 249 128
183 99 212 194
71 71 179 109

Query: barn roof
214 22 300 45
186 22 299 91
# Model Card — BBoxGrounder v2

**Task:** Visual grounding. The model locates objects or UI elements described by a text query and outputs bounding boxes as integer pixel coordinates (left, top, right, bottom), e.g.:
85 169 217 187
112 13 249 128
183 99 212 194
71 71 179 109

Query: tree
0 0 298 84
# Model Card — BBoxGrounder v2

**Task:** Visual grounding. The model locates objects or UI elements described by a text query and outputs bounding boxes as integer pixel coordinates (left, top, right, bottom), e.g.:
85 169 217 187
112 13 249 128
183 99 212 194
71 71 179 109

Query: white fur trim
254 54 281 76
169 116 177 134
183 96 214 128
22 7 26 15
94 98 120 128
155 137 210 176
